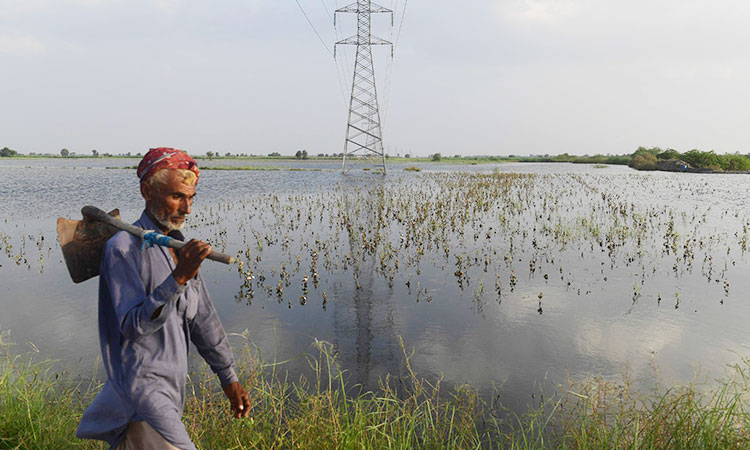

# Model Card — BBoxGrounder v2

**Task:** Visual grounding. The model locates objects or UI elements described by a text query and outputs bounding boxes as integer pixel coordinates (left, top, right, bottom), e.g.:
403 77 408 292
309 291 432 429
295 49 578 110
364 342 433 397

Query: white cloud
152 0 182 13
70 0 122 6
495 0 589 24
576 318 684 373
0 34 44 54
0 0 99 15
0 0 46 16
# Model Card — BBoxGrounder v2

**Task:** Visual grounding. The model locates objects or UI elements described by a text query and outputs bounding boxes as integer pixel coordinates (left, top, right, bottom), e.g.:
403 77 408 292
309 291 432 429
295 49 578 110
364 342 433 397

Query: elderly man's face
141 170 196 232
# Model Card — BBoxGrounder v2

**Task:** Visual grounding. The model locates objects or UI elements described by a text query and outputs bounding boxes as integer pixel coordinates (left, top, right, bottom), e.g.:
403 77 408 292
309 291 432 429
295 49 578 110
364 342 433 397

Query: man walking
77 148 250 449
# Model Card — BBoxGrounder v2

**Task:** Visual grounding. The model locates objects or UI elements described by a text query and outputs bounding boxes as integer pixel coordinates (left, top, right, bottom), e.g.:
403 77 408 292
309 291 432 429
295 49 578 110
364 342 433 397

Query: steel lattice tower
335 0 393 174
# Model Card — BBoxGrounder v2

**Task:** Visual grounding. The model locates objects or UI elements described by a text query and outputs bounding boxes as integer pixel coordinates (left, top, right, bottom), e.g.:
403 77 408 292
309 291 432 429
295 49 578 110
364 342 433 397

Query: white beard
149 206 185 231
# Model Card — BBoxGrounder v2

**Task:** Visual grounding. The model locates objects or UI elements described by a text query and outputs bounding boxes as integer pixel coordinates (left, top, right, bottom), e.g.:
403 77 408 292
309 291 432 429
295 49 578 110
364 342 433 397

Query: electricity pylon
335 0 393 174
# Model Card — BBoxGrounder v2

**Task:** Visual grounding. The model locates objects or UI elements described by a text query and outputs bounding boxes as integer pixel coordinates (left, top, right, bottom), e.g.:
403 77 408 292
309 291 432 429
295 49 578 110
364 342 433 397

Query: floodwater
2 157 750 414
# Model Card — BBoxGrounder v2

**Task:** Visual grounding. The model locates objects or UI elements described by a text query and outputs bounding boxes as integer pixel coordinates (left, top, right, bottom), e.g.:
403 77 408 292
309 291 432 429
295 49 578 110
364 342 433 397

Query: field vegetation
3 333 750 449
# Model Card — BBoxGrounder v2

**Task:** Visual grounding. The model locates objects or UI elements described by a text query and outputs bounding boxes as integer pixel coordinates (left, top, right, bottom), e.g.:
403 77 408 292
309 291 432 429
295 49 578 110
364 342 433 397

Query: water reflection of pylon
330 181 396 388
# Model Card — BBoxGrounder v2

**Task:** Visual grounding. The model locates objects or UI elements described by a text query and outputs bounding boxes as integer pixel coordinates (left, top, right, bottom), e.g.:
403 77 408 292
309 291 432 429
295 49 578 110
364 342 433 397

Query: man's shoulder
99 231 142 280
104 230 140 255
103 211 150 254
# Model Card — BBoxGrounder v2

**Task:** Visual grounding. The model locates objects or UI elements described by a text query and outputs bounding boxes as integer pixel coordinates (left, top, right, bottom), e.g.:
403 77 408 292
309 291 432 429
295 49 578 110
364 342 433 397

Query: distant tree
629 152 658 170
632 146 660 158
92 149 99 157
136 152 142 157
0 147 18 157
268 152 281 157
60 148 69 157
682 149 722 171
454 154 461 158
206 151 215 159
725 153 750 171
295 150 309 159
404 154 411 158
657 148 681 160
317 153 325 157
225 152 232 157
431 153 442 161
552 153 573 162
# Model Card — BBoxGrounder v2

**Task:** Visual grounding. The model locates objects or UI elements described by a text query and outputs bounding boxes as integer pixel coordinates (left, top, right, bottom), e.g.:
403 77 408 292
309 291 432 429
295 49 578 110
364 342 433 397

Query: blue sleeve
189 277 238 388
102 240 187 341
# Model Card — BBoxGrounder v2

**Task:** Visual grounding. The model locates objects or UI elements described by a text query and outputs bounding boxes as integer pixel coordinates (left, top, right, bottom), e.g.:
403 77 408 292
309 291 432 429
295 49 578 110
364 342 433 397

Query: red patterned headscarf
137 147 200 184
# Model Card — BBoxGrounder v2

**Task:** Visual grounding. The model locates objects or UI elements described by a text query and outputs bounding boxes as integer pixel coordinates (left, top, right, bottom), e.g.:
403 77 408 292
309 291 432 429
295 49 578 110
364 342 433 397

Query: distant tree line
3 144 750 171
513 153 631 165
494 148 750 172
629 147 750 171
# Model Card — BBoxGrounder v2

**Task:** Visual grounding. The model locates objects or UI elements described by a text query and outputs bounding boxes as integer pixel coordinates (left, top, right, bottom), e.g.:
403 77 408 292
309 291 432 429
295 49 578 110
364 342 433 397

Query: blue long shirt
76 211 238 450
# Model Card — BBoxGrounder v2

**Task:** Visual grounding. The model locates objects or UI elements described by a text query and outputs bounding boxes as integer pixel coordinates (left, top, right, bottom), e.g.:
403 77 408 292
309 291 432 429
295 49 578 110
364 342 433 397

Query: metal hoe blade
57 209 120 283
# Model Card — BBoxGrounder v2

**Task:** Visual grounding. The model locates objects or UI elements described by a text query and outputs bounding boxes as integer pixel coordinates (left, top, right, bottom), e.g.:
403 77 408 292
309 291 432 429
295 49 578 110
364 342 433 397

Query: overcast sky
2 0 749 157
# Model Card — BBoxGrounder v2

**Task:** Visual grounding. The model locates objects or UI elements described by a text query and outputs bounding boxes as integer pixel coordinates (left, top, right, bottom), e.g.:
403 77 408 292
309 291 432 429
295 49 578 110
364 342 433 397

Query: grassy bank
3 333 750 449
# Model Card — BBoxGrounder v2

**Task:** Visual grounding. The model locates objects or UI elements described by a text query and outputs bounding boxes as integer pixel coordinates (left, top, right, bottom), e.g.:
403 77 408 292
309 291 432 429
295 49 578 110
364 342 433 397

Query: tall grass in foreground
0 334 102 449
551 364 750 449
3 332 750 449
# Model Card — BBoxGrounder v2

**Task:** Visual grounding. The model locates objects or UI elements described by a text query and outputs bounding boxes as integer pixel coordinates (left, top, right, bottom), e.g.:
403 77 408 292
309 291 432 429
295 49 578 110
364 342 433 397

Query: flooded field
2 158 750 413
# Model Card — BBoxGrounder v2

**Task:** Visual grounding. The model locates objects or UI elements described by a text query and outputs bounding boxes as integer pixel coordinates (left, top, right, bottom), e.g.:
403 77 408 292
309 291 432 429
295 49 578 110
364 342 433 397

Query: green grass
3 332 750 449
0 337 102 449
551 365 750 449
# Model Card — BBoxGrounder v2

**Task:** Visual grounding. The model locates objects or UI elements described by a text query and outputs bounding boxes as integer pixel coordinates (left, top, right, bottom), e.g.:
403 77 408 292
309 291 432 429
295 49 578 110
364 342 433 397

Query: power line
320 0 334 23
394 0 408 49
383 0 407 125
294 0 349 107
334 1 352 85
334 49 351 107
332 0 353 107
294 0 334 57
329 2 352 107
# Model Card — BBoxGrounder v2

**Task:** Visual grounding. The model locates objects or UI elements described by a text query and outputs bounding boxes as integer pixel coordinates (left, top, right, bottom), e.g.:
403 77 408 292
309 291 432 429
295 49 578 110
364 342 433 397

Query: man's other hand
172 239 212 285
223 382 251 419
